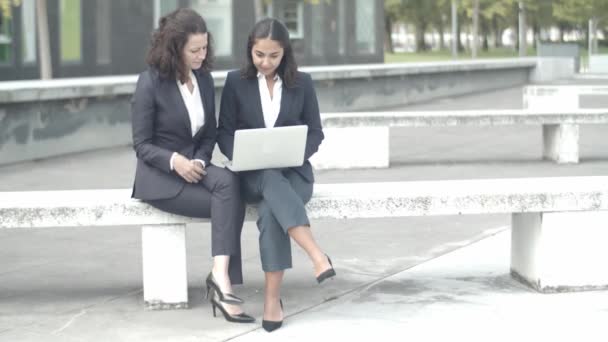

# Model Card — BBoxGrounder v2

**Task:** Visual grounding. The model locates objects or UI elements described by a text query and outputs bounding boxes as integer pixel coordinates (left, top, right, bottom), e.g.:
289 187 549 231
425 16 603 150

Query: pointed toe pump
209 294 255 324
205 272 244 305
262 299 284 332
316 255 336 284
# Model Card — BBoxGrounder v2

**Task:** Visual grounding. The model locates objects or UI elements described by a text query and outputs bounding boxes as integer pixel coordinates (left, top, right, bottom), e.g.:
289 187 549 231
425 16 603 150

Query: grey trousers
146 165 246 285
241 168 314 272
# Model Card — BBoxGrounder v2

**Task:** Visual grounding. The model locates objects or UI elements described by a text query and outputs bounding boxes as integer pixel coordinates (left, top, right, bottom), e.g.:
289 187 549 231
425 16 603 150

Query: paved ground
1 81 607 341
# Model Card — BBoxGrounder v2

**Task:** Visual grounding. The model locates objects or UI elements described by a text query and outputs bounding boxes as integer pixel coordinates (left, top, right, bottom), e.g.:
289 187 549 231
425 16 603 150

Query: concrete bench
588 55 608 73
523 85 608 163
311 108 608 169
523 85 608 110
2 176 608 308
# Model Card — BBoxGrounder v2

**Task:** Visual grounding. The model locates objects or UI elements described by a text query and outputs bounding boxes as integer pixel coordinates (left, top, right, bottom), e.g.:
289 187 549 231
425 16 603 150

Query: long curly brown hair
146 8 214 83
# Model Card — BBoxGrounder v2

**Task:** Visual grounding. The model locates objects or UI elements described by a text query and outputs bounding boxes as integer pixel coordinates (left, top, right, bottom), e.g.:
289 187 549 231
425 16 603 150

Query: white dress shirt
257 72 282 128
177 70 205 136
171 71 206 170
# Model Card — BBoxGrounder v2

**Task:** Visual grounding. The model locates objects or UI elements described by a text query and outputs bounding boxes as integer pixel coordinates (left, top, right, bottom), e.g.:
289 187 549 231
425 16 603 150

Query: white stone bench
311 108 608 169
2 176 607 308
588 55 608 73
523 85 608 164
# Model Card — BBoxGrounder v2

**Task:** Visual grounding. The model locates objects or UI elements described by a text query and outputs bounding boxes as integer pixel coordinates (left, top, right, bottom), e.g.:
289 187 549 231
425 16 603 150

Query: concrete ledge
310 127 389 169
321 109 608 127
511 211 608 292
312 109 608 169
529 57 575 83
588 55 608 73
0 59 536 103
0 59 542 166
2 176 608 306
2 176 608 228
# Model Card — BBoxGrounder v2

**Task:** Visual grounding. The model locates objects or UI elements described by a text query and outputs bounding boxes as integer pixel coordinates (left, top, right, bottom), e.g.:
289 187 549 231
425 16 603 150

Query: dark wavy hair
146 8 214 83
241 18 298 88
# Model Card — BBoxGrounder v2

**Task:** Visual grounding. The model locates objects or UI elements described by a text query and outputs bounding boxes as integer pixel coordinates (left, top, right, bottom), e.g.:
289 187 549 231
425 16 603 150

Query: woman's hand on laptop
173 153 206 183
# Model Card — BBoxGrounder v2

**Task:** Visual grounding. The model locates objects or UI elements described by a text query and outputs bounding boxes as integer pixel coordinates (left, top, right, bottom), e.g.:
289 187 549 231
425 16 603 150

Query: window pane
310 3 323 56
262 1 273 17
154 0 178 27
0 8 13 63
21 0 36 63
96 0 110 64
337 0 346 55
191 0 233 57
277 0 302 39
355 0 375 54
60 0 82 62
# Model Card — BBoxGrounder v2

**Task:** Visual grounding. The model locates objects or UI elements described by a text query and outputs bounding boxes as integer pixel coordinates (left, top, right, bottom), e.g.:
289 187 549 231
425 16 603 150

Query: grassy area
386 46 608 67
60 0 81 62
385 47 536 63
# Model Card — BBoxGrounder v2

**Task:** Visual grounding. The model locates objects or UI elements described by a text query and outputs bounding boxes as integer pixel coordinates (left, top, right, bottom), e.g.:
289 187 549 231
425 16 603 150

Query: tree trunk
451 0 458 57
532 22 540 49
472 0 479 58
493 14 502 47
558 24 566 42
385 16 394 53
481 16 489 51
36 0 52 79
438 19 445 50
457 11 464 52
415 22 428 51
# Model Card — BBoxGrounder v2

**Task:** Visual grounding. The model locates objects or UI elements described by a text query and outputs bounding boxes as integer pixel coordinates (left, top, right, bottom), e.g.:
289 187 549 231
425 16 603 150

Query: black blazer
131 68 217 200
217 70 324 183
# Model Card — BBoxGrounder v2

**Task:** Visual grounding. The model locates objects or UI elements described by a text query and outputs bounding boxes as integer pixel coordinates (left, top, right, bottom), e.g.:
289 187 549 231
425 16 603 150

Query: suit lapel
274 85 294 127
193 71 212 139
248 77 267 128
167 78 192 134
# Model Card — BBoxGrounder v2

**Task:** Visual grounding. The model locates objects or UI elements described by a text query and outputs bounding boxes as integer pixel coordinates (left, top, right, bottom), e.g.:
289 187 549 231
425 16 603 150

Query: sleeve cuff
193 159 206 168
170 152 178 170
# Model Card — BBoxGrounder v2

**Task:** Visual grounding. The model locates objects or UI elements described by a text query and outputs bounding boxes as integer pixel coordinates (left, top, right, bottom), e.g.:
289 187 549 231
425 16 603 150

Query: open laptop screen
225 125 307 172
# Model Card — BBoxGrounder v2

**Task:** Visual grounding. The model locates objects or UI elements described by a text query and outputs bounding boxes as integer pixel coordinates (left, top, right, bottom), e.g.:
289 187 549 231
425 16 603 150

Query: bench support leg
542 123 579 163
310 127 389 169
511 211 608 292
142 224 188 309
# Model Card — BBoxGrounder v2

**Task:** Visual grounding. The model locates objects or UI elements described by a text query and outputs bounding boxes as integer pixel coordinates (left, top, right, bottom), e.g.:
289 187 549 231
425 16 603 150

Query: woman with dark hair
131 8 254 323
217 18 335 332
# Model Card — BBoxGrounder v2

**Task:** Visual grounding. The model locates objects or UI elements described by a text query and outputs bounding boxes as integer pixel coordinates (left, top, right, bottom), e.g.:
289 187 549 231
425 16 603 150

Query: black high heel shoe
262 299 283 332
205 272 244 305
316 255 336 284
210 293 255 323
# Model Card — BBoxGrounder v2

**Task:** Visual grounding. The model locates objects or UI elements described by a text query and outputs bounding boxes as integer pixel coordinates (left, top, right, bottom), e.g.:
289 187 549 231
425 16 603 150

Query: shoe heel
262 299 284 332
209 298 255 323
205 284 211 299
316 254 336 284
206 272 244 304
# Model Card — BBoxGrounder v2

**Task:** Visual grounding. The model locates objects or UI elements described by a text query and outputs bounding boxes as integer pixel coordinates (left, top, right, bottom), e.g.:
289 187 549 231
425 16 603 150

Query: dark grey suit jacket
217 70 324 183
131 68 217 200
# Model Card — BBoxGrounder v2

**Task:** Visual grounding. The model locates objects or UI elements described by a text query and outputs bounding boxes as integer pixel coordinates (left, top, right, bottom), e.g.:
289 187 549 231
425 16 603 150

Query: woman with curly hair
131 8 253 323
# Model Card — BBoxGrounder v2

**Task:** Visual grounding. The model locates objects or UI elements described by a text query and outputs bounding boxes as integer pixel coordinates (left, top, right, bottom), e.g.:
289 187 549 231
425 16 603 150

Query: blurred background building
0 0 384 81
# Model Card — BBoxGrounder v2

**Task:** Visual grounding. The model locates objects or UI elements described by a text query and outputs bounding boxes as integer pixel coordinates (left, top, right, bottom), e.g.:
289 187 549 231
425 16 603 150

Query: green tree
400 0 441 51
432 0 452 50
554 0 608 43
384 0 403 53
0 0 20 19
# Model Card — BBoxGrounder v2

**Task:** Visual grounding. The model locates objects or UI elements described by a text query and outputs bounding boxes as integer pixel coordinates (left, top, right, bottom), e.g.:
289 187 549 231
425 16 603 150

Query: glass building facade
0 0 384 81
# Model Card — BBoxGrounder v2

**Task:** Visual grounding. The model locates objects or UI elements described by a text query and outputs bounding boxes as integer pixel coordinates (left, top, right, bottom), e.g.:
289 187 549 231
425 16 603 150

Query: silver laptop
224 125 307 172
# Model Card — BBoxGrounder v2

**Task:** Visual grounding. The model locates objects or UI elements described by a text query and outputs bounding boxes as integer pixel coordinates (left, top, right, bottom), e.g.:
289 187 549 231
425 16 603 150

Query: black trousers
146 165 246 285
